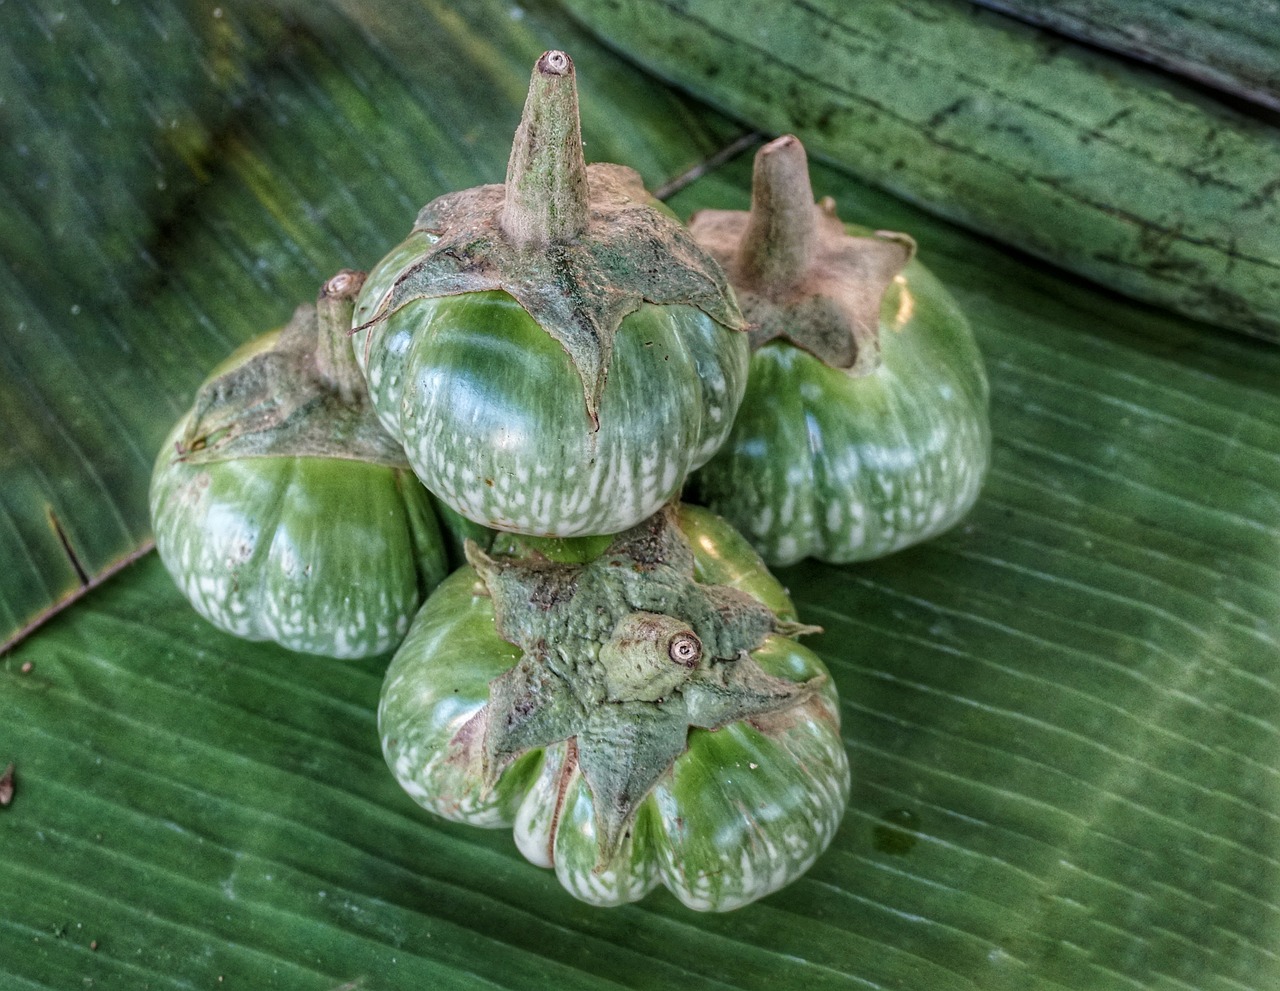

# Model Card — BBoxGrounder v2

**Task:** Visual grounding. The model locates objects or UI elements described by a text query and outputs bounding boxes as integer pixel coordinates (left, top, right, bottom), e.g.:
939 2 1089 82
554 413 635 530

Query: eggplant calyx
352 52 745 428
690 134 915 375
457 507 819 863
177 271 407 468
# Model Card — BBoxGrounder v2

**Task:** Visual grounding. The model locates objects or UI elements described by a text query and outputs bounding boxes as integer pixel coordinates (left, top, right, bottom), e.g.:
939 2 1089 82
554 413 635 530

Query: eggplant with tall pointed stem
352 51 749 538
688 135 991 565
149 271 449 658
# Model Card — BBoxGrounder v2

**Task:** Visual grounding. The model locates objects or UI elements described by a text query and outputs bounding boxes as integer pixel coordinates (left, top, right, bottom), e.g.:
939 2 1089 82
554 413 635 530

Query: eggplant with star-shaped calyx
149 271 449 658
378 504 849 911
688 135 991 565
351 51 748 538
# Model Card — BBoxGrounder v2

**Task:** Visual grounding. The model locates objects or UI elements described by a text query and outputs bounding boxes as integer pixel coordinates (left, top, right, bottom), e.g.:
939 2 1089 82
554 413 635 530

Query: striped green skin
692 257 989 566
378 505 849 912
150 417 449 659
353 235 749 537
561 0 1280 341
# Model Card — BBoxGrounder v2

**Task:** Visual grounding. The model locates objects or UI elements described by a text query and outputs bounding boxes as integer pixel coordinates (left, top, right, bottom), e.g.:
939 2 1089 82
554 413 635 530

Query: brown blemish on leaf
0 762 15 807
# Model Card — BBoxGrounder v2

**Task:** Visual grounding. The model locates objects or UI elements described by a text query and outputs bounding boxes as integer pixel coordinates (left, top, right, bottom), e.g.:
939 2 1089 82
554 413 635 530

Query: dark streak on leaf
48 508 90 586
0 541 155 658
652 130 763 201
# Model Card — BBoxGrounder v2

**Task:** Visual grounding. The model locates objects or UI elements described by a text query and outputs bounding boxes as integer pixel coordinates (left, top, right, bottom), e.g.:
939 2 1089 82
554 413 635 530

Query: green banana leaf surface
969 0 1280 111
559 0 1280 343
2 0 1278 989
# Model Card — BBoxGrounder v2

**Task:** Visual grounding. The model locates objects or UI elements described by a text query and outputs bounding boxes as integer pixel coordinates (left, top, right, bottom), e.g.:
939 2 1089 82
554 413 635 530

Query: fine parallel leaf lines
10 723 772 991
817 593 1280 827
0 871 335 990
999 359 1280 458
943 540 1263 677
5 778 626 991
823 622 1280 875
784 879 982 989
991 379 1280 500
0 860 517 991
972 290 1280 407
824 597 1224 771
997 430 1276 538
626 901 889 991
841 672 1280 865
808 566 1271 726
983 472 1279 638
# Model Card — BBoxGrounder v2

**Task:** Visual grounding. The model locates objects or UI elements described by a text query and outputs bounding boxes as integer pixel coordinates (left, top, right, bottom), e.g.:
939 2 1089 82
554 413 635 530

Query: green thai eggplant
352 51 748 538
689 136 990 565
150 272 448 658
379 504 849 911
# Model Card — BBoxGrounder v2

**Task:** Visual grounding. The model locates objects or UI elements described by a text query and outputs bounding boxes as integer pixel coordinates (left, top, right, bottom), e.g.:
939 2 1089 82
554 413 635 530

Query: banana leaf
969 0 1280 112
2 0 1277 988
558 0 1280 343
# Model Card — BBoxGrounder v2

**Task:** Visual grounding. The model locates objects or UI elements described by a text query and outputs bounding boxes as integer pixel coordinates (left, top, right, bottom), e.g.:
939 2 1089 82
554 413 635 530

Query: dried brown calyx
354 51 746 424
689 135 916 375
176 270 408 467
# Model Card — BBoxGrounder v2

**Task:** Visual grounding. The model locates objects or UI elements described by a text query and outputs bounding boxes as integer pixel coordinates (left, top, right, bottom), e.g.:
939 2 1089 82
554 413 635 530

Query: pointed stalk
313 269 367 405
735 135 818 292
688 133 915 373
501 50 590 249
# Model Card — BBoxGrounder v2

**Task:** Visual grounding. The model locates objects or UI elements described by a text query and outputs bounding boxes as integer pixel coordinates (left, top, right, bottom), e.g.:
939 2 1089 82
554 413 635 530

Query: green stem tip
736 135 818 292
501 50 590 249
314 268 367 404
